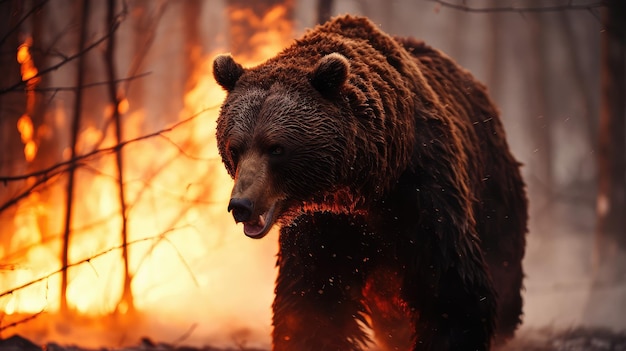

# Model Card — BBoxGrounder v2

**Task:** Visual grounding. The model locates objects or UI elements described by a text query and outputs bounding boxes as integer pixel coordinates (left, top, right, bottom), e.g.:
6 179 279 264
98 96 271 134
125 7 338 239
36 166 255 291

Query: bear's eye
268 145 284 156
228 146 239 165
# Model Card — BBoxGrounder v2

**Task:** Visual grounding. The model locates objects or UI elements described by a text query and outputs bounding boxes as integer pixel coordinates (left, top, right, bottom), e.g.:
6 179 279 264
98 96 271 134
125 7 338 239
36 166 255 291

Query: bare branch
0 225 189 299
0 309 45 332
123 1 168 94
161 236 200 288
171 323 199 346
60 0 91 314
2 72 152 93
104 0 134 314
0 2 123 95
428 0 606 13
0 106 217 216
157 133 216 161
0 106 216 183
0 0 50 47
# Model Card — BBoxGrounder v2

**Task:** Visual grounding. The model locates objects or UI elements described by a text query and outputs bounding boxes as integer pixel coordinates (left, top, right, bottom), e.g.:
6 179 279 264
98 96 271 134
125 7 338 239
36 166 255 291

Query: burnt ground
2 328 626 351
503 328 626 351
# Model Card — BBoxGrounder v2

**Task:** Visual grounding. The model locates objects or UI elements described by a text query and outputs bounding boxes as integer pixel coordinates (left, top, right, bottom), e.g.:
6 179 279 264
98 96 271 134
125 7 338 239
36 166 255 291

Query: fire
228 3 294 62
17 37 39 83
17 115 37 162
1 2 294 348
15 37 41 162
117 97 129 115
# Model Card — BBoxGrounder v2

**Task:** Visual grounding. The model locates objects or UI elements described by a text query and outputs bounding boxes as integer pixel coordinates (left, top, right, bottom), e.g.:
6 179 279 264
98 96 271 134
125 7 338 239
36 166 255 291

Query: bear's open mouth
242 204 277 239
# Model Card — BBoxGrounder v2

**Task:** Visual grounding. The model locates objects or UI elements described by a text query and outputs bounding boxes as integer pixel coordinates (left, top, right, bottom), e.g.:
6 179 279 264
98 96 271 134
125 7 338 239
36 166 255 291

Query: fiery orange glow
229 4 293 62
17 37 39 83
17 114 34 142
117 97 130 114
2 3 294 348
23 141 38 162
15 37 41 162
17 115 38 162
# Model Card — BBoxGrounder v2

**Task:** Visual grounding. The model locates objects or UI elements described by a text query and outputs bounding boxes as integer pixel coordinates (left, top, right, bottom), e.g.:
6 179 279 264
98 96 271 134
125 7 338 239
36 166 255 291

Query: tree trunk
593 0 626 278
60 0 90 314
529 11 554 203
183 0 202 92
558 11 597 150
105 0 134 315
485 0 500 95
316 0 333 24
0 0 27 176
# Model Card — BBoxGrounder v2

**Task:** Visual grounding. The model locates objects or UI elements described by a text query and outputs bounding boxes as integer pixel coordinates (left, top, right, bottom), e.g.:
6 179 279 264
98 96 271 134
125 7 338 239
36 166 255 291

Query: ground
4 329 626 351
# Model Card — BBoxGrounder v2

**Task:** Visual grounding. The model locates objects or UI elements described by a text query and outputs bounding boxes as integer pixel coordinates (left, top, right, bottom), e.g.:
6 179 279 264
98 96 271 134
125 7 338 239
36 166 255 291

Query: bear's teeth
241 205 276 239
244 214 267 237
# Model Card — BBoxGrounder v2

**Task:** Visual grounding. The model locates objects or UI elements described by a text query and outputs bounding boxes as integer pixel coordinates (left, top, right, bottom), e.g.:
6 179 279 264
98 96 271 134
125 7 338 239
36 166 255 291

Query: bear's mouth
241 203 277 239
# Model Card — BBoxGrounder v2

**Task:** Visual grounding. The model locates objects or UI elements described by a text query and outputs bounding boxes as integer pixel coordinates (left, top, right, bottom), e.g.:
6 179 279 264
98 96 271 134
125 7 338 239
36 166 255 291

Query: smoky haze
0 0 623 349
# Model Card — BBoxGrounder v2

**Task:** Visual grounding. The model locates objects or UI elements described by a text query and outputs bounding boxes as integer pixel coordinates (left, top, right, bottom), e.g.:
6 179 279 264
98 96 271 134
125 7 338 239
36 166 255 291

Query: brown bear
213 15 527 351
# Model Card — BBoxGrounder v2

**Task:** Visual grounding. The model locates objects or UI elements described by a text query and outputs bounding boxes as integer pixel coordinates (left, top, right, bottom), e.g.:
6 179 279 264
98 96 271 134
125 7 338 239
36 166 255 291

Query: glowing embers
17 115 37 162
16 37 41 162
2 2 293 347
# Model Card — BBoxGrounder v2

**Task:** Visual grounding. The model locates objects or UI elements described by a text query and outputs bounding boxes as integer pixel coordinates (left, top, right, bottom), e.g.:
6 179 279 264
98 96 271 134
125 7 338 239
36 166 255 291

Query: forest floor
3 328 626 351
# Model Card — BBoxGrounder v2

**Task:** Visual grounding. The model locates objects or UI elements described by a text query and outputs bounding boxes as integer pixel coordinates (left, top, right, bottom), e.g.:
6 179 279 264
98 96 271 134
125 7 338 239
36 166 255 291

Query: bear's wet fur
213 15 528 351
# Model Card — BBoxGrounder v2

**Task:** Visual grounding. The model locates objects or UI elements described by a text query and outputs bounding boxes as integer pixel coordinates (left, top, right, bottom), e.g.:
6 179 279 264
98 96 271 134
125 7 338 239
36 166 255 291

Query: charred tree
529 9 554 205
104 0 134 314
316 0 333 24
182 0 203 92
60 0 90 314
485 0 501 94
0 0 27 178
593 0 626 277
558 11 597 150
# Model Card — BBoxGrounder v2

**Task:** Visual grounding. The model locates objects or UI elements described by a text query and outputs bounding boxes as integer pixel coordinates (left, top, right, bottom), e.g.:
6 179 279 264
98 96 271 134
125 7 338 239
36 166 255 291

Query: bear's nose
228 198 254 223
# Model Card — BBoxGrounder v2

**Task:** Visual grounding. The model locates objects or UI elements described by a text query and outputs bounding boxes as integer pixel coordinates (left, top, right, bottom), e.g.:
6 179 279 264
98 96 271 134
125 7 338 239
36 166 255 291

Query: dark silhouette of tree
104 0 134 315
60 0 90 314
317 0 333 24
593 0 626 278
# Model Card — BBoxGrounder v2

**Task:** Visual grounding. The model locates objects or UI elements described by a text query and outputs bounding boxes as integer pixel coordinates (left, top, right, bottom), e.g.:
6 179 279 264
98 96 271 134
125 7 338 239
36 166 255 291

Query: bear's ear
213 54 245 92
309 53 350 95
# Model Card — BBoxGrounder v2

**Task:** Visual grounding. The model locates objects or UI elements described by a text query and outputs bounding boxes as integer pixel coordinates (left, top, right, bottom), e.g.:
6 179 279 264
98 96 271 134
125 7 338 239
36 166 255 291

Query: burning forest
0 0 293 348
1 0 625 350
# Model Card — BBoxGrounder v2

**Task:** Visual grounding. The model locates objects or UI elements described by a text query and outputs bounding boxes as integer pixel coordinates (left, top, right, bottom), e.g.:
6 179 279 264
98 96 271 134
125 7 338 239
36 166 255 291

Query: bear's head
213 53 362 238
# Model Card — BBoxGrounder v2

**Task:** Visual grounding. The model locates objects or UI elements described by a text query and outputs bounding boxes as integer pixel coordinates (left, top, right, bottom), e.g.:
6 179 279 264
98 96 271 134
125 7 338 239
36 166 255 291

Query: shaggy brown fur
213 15 527 351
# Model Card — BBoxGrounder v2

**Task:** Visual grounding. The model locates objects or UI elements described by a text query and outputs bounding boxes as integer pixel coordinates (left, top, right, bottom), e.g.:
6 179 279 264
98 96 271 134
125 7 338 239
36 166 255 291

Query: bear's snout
228 198 254 223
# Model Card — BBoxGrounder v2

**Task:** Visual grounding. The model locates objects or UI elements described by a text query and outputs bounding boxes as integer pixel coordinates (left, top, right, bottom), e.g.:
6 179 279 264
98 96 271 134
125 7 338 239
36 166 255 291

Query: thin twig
0 309 45 332
123 1 168 94
6 72 151 93
60 0 91 314
171 323 198 346
0 225 188 299
105 0 134 314
0 2 123 95
0 0 50 47
428 0 606 13
0 105 216 183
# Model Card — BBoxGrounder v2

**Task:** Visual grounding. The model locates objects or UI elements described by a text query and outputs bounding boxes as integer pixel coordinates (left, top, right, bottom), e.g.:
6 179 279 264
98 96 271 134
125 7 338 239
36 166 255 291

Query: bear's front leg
401 240 497 351
272 213 371 351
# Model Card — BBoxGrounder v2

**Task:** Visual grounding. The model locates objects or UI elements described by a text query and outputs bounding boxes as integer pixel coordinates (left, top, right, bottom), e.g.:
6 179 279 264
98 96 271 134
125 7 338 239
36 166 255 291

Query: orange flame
15 36 41 162
2 3 294 348
17 115 38 162
117 97 129 115
17 37 40 84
